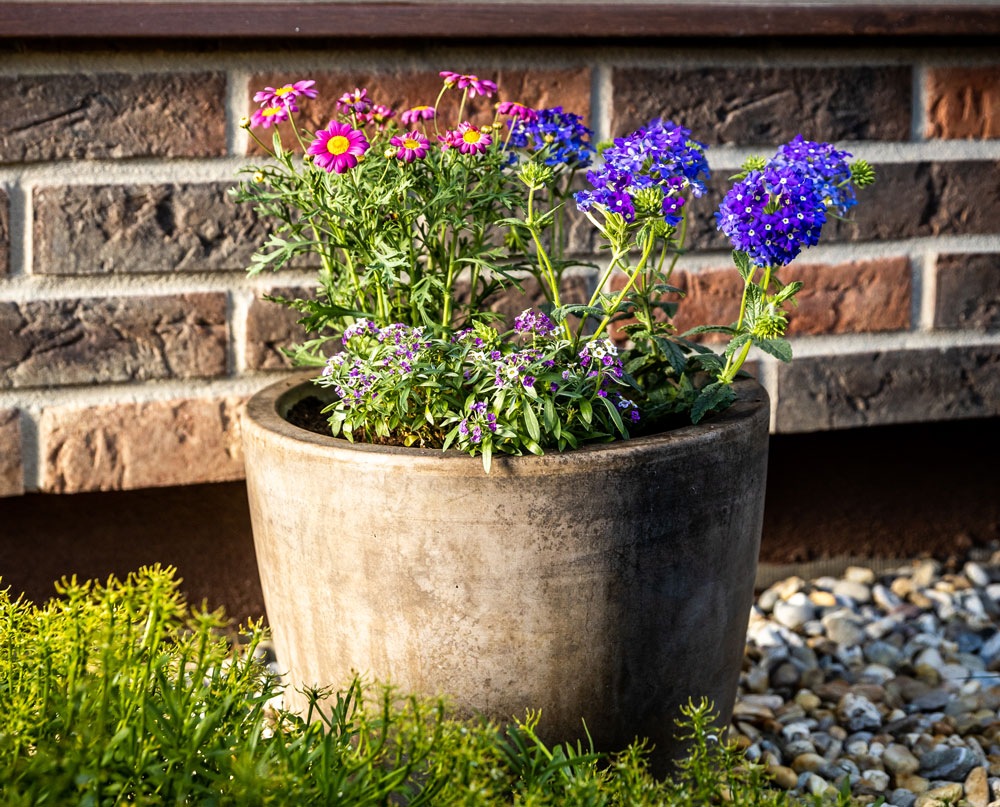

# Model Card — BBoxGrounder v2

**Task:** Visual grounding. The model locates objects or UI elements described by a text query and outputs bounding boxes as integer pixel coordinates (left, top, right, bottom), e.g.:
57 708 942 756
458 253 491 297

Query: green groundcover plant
234 74 874 469
0 568 867 806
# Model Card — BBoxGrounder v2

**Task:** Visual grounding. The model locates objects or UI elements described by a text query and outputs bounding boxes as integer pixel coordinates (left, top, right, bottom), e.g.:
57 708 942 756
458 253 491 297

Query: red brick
39 397 245 493
246 68 591 154
0 73 226 164
926 67 1000 139
610 258 911 343
934 253 1000 331
0 409 23 497
0 293 228 388
612 66 910 144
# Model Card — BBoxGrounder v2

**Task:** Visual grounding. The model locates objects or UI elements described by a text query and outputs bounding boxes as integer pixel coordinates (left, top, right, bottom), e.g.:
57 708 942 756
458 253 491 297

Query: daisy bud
239 116 251 129
252 171 264 183
481 124 493 133
384 147 397 159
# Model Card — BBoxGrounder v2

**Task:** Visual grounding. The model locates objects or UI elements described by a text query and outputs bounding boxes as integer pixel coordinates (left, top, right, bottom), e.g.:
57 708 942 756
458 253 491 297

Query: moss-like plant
0 567 861 806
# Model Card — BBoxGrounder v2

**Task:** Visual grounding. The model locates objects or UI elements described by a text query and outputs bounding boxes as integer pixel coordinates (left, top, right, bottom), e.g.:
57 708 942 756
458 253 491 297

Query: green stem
527 186 572 340
588 228 657 345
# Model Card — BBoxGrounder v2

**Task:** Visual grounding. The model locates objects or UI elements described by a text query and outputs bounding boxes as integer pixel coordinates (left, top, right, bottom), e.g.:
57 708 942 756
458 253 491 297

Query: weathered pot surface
243 370 769 769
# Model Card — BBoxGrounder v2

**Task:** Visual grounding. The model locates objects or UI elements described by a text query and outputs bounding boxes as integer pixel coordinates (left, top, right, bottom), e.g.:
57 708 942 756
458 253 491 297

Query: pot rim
243 369 770 475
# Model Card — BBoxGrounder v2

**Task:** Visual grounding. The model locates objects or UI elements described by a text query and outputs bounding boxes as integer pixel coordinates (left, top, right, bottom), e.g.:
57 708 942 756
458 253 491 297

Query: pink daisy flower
363 104 395 130
455 122 492 155
390 131 430 162
337 88 372 114
437 128 463 150
308 121 370 173
439 71 498 99
496 101 538 123
401 105 435 126
250 104 289 129
253 79 317 110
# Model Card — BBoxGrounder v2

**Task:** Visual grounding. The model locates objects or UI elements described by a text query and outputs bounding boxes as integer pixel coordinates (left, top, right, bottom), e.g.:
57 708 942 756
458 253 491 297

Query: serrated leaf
724 332 753 358
733 250 753 281
691 382 738 424
753 337 793 362
652 336 687 375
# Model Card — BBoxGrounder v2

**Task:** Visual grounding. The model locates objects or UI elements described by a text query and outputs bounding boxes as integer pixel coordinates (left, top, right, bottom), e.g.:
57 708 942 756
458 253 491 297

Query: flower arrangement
234 72 874 470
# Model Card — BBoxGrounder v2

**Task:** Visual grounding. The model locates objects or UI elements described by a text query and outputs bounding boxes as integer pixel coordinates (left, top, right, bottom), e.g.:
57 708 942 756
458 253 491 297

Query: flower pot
243 370 769 767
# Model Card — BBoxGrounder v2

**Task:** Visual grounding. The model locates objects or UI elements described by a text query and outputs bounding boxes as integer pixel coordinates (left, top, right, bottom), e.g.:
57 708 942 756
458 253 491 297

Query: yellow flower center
327 135 351 155
402 137 420 149
275 86 294 96
413 105 430 111
262 106 283 117
462 129 482 144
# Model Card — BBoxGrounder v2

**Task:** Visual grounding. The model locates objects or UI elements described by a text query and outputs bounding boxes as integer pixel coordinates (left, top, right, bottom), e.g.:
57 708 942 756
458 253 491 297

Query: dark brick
247 68 591 154
0 72 226 164
926 67 1000 140
0 186 9 275
775 345 1000 432
245 286 319 371
33 183 265 275
0 293 228 388
935 253 1000 331
611 66 911 144
0 409 23 497
686 161 1000 250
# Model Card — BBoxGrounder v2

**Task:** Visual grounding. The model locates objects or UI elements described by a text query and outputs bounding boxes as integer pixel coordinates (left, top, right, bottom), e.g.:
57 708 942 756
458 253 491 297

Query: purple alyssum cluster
458 400 498 445
513 308 556 337
575 119 708 225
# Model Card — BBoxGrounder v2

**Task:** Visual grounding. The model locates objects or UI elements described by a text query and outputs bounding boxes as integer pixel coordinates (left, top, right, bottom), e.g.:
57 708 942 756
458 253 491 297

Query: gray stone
838 692 883 732
892 789 918 807
909 690 952 712
866 641 903 668
834 580 873 604
885 744 922 775
774 596 816 631
824 614 865 647
920 747 978 781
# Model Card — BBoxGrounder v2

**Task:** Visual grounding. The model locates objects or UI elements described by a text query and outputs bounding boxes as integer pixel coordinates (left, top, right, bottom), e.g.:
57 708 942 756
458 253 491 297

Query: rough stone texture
934 253 1000 331
0 186 10 275
611 66 911 143
686 161 1000 250
776 345 1000 433
0 72 226 164
609 258 911 342
244 371 769 774
0 293 228 388
926 67 1000 139
39 396 246 493
247 68 591 154
0 409 23 497
33 183 265 275
245 286 317 370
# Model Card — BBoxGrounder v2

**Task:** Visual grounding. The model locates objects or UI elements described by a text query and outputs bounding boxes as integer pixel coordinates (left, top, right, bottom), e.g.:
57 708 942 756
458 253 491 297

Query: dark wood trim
1 3 999 39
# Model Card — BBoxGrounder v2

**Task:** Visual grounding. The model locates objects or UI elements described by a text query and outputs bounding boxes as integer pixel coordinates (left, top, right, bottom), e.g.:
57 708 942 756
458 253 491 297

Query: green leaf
523 404 541 443
652 336 687 376
680 325 735 338
442 424 461 452
732 250 753 281
752 337 793 362
691 382 738 424
542 397 556 431
481 440 493 474
724 332 752 359
579 398 593 425
598 394 627 437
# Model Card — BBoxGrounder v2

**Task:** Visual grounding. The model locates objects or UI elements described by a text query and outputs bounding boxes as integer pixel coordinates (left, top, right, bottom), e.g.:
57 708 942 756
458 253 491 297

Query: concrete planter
243 370 769 766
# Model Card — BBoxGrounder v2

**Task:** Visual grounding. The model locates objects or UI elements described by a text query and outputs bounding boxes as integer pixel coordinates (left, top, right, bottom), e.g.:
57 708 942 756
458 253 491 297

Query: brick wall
0 43 998 496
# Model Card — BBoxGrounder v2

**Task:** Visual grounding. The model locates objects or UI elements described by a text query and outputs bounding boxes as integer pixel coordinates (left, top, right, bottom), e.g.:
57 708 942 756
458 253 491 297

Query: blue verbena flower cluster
574 119 709 225
507 106 594 167
715 165 827 268
772 135 857 216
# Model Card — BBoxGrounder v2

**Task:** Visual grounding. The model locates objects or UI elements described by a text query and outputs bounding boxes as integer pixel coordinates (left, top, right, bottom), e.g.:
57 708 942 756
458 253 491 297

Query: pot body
243 372 769 766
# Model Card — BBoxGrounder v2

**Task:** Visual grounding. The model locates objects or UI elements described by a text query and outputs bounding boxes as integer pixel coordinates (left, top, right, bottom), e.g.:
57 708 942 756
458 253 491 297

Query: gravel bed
732 554 1000 807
